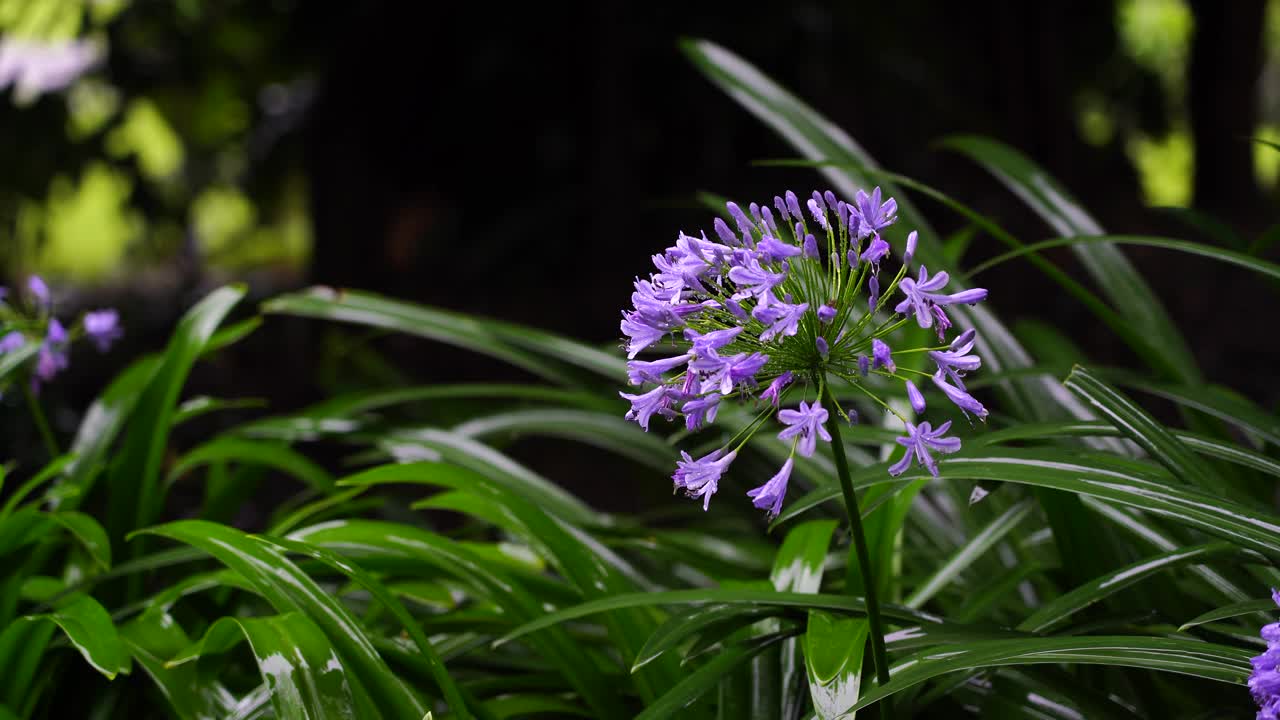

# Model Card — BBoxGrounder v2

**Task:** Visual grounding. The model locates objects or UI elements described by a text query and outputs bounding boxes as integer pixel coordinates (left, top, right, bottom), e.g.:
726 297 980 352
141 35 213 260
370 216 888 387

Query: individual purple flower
778 401 831 457
691 351 768 395
930 328 981 387
83 309 123 352
816 336 829 359
1253 590 1280 718
626 353 691 385
906 380 926 414
895 266 988 330
683 393 721 430
0 287 7 302
903 230 918 264
27 275 50 308
888 420 962 477
858 355 870 376
684 327 742 356
817 304 836 324
847 248 859 269
621 313 670 359
713 217 741 246
851 186 897 239
758 301 808 342
932 369 988 420
868 274 880 308
728 254 787 303
747 457 794 517
620 385 679 431
861 236 889 266
0 331 24 353
760 371 793 407
872 338 895 373
672 448 737 510
758 235 802 262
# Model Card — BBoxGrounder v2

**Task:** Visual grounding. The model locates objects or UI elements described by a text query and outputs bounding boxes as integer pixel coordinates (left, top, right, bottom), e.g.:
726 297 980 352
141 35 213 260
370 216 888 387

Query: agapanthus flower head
1252 590 1280 718
618 189 988 515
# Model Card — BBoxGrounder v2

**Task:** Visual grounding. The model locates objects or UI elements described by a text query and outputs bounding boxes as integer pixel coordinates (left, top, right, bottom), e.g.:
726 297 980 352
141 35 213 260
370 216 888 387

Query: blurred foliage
0 0 312 282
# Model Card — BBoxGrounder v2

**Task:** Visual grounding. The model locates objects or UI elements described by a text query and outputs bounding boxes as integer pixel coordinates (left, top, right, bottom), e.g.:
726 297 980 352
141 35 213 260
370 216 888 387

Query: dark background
1 0 1277 468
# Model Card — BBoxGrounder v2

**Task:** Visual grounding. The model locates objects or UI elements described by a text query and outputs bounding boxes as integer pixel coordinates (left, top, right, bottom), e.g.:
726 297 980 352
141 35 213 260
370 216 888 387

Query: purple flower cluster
1252 589 1280 719
0 275 123 392
619 189 988 516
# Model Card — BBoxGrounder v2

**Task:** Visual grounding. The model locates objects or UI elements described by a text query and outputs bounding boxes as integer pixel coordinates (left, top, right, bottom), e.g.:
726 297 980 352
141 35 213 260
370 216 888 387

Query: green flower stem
821 382 893 719
23 382 59 460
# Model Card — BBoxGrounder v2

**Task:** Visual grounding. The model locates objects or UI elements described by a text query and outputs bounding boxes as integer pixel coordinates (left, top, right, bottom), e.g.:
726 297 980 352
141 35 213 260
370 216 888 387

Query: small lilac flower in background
84 309 123 352
27 275 50 308
0 331 24 354
1251 589 1280 718
35 319 69 385
747 457 793 517
616 188 988 516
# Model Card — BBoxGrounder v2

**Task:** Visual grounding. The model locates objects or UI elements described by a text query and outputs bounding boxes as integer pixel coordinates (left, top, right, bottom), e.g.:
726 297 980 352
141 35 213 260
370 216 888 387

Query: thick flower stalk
618 189 988 710
618 189 988 514
1252 589 1280 719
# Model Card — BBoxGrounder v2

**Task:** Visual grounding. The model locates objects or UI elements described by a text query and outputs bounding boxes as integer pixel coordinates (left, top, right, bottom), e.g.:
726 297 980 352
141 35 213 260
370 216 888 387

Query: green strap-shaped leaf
497 588 947 647
169 613 359 720
264 535 472 720
135 520 428 719
166 438 335 493
378 431 601 528
966 234 1280 284
1179 598 1278 631
1065 366 1222 491
635 632 795 720
939 135 1199 384
263 288 623 384
975 421 1280 479
15 593 128 679
238 383 612 442
847 636 1251 713
1017 541 1245 633
52 357 161 511
120 611 249 720
107 286 246 551
451 408 672 472
287 519 629 719
904 499 1034 610
46 511 111 570
779 449 1280 559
